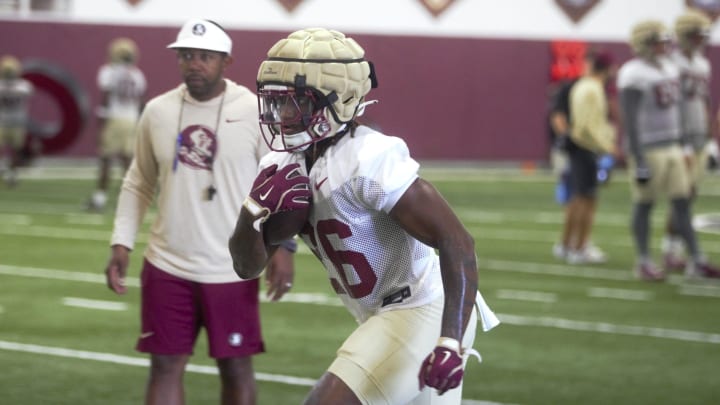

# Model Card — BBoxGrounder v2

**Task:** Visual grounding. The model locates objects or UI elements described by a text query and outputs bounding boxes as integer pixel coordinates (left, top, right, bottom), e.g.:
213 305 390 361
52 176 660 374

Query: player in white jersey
229 28 499 405
617 20 720 281
87 37 147 211
104 19 296 405
661 9 714 270
0 55 33 187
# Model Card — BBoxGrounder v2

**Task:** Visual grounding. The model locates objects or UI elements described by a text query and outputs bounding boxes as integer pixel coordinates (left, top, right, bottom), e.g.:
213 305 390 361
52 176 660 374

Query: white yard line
3 262 720 301
0 224 121 242
1 210 718 253
0 340 316 386
260 292 343 306
62 297 128 311
0 213 31 225
499 314 720 344
495 289 557 303
678 283 720 298
693 213 720 235
2 265 720 345
483 259 634 281
64 214 107 226
0 264 141 287
587 287 653 301
0 340 509 404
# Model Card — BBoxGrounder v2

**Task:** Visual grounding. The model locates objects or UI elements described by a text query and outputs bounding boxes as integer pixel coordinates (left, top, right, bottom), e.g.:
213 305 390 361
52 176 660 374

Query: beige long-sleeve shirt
569 76 616 154
110 79 269 283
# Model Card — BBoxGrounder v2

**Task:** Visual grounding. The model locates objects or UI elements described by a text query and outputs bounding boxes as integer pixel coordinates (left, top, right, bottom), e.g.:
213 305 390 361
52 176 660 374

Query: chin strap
296 100 379 152
356 99 378 117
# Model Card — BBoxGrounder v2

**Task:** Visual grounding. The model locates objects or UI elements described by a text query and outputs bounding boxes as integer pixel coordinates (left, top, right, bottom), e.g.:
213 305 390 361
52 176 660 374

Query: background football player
0 55 34 187
617 19 720 281
661 9 714 271
229 28 500 405
87 37 146 211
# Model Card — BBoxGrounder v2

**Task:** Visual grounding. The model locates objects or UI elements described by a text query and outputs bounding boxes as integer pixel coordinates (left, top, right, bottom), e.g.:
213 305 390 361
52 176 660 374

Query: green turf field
1 162 719 405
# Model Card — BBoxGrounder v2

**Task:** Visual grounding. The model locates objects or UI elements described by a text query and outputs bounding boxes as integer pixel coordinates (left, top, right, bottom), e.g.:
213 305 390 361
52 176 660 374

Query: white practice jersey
111 80 269 283
617 57 681 148
0 78 33 127
671 50 711 150
260 126 444 323
97 63 146 121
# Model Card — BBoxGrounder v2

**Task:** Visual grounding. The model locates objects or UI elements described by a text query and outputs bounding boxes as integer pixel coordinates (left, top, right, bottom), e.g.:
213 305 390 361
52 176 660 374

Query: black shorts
566 139 598 197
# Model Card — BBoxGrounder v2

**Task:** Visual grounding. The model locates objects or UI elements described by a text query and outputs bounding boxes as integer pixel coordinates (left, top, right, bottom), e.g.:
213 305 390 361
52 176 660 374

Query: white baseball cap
167 19 232 55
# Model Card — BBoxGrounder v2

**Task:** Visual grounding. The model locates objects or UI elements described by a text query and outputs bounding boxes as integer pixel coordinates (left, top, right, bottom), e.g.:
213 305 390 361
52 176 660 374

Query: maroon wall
2 21 718 161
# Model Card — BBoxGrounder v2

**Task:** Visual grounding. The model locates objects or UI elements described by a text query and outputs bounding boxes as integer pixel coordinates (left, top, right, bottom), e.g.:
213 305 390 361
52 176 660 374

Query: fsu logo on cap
192 23 206 36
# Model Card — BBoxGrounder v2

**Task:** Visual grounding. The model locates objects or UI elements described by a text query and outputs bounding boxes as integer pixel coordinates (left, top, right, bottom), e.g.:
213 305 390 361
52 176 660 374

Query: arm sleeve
619 87 644 163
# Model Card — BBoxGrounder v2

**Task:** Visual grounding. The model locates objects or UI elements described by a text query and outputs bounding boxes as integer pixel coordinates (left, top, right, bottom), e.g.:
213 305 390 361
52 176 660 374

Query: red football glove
418 337 464 395
243 163 311 231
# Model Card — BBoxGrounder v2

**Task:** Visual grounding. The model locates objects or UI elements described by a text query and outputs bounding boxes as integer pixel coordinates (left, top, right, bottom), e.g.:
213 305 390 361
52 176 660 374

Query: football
262 206 311 245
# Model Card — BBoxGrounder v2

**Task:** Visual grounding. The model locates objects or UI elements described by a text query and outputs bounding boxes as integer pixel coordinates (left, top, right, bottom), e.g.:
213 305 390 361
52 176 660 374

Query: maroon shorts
135 259 265 358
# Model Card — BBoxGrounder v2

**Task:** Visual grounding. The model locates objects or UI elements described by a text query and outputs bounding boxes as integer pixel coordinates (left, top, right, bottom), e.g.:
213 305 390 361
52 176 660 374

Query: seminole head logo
177 124 217 170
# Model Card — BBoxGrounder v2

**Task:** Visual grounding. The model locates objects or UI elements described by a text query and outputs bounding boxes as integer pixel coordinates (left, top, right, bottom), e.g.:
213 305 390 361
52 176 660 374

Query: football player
617 20 720 280
0 55 33 187
661 9 714 271
229 28 499 405
87 37 147 211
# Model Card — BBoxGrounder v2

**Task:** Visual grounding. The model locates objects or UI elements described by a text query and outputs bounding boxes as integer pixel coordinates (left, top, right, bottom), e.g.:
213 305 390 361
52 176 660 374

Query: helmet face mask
684 28 709 52
258 84 334 152
649 33 672 58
